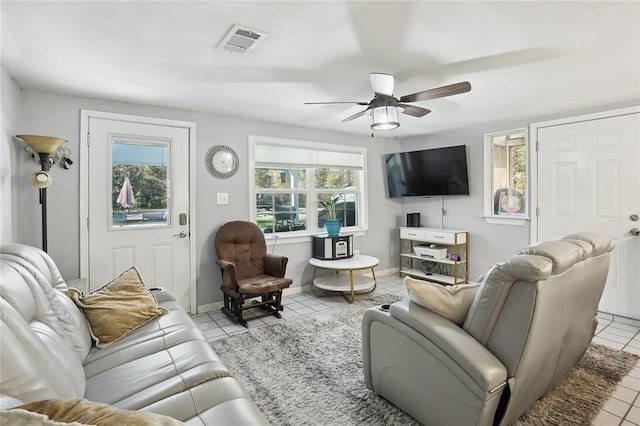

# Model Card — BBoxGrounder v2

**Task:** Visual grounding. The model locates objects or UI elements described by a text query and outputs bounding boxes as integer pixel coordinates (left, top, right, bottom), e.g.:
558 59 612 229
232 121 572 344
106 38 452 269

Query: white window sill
265 228 367 245
483 216 529 226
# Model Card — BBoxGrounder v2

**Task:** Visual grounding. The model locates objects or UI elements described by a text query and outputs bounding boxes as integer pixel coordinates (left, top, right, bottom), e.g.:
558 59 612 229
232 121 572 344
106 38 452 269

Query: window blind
255 144 364 169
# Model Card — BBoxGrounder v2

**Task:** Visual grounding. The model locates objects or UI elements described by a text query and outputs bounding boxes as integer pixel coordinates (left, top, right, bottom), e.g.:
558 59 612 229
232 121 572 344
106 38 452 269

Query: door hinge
86 217 90 230
536 141 540 151
87 133 90 146
536 207 540 217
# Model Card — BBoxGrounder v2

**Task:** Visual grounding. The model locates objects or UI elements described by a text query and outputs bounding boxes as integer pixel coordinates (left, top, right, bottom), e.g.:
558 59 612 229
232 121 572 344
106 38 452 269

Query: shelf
400 253 466 265
313 273 376 292
398 227 469 285
400 269 467 285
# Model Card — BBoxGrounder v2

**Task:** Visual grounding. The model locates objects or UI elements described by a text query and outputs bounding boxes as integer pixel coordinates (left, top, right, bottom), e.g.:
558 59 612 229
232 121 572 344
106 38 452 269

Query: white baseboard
196 301 222 314
284 284 313 296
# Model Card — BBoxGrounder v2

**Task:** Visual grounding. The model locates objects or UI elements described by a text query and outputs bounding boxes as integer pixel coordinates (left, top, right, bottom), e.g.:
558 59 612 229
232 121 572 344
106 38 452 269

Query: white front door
533 108 640 319
81 112 195 312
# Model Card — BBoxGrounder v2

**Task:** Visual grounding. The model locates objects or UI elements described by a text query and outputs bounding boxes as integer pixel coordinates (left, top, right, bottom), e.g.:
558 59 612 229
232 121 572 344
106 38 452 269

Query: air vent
219 24 267 54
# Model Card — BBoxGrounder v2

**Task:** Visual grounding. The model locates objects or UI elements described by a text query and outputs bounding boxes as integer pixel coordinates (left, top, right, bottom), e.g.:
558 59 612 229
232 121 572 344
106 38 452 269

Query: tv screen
385 145 470 197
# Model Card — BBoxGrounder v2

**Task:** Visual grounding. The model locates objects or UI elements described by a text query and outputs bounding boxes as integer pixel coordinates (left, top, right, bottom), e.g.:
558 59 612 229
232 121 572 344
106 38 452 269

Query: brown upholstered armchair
215 221 293 327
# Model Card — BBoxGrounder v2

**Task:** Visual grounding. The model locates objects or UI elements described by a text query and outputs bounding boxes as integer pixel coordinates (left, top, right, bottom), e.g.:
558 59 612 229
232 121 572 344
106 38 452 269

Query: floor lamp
17 135 68 253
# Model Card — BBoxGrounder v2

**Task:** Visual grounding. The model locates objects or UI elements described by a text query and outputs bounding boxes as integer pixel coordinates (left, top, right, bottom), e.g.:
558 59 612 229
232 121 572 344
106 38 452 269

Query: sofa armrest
149 289 176 303
263 254 288 278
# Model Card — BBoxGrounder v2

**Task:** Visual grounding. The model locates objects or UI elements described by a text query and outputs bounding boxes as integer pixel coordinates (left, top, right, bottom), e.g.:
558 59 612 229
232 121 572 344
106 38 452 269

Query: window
249 136 367 239
483 129 529 225
111 139 170 229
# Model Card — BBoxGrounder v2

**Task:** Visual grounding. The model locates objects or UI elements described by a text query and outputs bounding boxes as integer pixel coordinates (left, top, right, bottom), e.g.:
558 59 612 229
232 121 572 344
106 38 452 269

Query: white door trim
529 105 640 243
80 110 197 312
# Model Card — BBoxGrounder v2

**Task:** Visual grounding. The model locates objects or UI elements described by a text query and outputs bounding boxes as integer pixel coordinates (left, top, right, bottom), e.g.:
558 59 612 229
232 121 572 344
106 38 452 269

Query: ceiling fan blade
399 81 471 103
370 73 394 96
304 101 369 105
398 104 431 118
342 109 368 122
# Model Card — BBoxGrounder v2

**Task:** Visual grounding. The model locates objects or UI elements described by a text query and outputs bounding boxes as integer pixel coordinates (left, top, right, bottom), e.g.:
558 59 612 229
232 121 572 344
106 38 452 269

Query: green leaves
317 195 342 219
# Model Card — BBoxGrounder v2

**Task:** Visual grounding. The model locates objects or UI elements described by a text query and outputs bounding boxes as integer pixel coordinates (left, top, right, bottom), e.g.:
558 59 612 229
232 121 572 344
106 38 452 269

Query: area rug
211 294 638 425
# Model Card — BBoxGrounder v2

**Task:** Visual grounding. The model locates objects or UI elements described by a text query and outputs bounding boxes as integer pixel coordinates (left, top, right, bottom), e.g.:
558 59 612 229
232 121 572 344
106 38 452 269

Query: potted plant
318 195 342 236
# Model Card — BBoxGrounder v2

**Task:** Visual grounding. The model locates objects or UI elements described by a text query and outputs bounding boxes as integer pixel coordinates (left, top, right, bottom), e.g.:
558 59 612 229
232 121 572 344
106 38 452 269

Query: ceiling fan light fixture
371 106 399 130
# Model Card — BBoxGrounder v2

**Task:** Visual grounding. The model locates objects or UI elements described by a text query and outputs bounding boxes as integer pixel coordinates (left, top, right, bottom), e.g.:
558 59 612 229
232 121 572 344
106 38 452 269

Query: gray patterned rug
211 294 638 425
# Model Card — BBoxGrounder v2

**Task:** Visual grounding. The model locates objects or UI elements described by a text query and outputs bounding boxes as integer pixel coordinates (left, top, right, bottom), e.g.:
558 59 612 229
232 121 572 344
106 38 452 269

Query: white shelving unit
398 227 469 285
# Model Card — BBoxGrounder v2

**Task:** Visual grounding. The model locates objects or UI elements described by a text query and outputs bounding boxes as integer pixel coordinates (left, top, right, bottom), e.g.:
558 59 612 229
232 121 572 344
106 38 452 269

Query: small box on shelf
413 245 447 259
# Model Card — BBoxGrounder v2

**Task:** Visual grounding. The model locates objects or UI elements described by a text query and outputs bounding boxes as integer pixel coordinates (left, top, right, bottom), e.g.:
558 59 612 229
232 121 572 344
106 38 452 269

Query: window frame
248 135 368 243
483 128 530 226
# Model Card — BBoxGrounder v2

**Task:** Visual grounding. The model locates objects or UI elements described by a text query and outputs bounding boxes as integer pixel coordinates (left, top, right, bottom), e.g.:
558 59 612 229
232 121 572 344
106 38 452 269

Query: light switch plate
216 193 229 205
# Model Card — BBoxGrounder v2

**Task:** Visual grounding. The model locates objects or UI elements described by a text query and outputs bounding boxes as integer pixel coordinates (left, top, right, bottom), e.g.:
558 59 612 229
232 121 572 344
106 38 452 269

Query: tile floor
191 273 640 426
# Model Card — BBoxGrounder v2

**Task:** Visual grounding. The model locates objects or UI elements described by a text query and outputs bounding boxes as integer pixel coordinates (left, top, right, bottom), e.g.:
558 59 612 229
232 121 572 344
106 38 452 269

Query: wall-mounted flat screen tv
385 145 470 197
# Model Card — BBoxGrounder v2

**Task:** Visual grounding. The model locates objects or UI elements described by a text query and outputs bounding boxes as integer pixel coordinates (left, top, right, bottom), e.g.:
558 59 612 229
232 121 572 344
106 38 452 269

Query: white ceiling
2 1 639 137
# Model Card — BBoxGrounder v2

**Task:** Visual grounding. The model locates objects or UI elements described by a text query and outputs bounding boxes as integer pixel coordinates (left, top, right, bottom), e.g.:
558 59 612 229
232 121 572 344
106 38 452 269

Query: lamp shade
17 135 68 154
371 106 399 130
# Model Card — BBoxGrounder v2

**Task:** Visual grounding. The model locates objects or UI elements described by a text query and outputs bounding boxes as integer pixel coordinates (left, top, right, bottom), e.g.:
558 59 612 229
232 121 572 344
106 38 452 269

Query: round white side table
308 254 379 303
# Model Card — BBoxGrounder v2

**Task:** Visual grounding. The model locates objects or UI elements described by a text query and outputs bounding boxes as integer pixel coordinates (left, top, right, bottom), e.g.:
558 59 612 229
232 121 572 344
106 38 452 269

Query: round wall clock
205 145 239 179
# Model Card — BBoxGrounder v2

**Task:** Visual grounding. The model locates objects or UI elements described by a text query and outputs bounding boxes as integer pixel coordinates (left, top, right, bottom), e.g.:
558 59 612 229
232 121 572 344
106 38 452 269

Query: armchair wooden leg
221 292 249 328
220 287 286 327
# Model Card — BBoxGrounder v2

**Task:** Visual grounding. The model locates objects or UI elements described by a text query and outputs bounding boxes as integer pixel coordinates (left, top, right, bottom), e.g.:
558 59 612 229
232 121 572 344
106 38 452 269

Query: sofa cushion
19 398 183 425
67 267 168 348
404 276 481 325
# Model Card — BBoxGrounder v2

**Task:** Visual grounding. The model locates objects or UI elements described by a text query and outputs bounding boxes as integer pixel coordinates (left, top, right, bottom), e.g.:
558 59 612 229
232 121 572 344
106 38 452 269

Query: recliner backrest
215 221 267 280
462 233 614 425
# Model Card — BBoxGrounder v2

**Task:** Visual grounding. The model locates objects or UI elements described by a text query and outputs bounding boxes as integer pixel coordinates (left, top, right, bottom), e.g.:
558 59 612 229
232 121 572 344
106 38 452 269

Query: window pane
256 193 307 233
491 134 526 215
317 193 358 229
315 168 356 189
256 166 306 189
509 145 526 192
111 140 169 228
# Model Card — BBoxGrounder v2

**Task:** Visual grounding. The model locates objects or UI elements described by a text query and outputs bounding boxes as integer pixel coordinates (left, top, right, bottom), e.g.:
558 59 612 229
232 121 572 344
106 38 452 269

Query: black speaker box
406 213 421 227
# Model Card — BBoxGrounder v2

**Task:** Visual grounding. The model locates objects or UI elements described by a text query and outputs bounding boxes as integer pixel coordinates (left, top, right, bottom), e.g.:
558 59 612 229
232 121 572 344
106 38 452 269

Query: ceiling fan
304 73 471 131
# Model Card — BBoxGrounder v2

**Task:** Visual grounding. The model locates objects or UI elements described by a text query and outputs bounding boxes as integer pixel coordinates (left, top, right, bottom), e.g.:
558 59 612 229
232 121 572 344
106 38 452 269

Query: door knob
174 231 188 238
630 228 640 237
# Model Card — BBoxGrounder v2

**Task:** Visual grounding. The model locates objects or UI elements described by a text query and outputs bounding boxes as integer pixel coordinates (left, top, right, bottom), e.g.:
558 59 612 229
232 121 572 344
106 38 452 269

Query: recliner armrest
389 300 507 391
362 300 508 425
263 254 288 278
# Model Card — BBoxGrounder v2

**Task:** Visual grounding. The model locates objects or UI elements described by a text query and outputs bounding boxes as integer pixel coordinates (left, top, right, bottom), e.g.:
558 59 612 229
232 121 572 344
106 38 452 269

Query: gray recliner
362 232 614 425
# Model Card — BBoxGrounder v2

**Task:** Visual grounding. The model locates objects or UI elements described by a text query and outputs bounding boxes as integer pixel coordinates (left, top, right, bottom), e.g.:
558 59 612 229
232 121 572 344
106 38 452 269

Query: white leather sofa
0 243 269 425
363 232 614 426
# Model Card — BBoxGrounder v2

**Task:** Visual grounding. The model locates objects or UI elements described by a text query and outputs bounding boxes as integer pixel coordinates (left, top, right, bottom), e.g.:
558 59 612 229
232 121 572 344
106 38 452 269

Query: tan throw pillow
20 398 183 425
67 267 168 348
404 276 481 325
